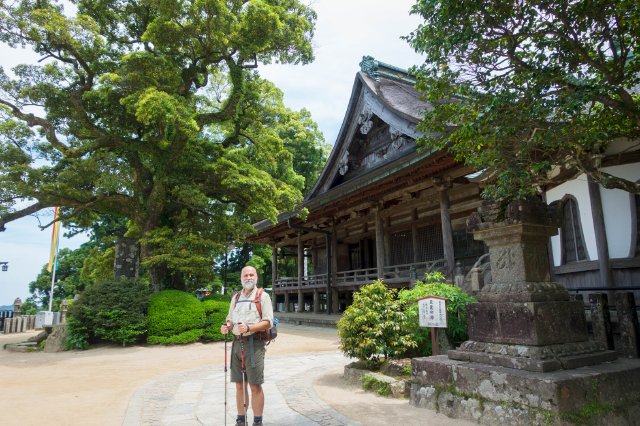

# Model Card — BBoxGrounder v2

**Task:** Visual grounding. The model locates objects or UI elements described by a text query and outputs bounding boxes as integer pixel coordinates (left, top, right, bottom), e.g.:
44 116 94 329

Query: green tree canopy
27 214 129 310
0 0 323 290
407 0 640 200
28 246 90 310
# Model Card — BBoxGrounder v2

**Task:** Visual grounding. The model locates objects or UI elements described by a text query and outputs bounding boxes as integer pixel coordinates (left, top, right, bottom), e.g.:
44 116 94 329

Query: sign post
418 296 448 355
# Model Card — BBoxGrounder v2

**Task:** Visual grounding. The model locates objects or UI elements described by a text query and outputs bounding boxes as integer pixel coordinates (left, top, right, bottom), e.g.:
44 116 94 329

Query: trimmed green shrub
66 277 150 348
398 272 476 356
147 290 205 344
147 329 204 345
202 293 232 302
202 299 230 341
337 281 415 368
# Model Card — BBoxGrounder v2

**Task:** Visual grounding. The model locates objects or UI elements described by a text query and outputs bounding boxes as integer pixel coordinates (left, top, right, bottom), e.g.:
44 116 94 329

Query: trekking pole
223 325 228 426
240 322 247 426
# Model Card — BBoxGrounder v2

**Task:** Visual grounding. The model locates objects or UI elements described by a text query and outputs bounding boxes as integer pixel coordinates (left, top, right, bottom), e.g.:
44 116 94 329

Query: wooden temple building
249 57 486 314
250 56 640 315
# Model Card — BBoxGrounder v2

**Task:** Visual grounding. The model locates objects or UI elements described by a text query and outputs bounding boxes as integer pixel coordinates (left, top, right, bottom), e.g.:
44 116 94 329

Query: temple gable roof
306 56 432 200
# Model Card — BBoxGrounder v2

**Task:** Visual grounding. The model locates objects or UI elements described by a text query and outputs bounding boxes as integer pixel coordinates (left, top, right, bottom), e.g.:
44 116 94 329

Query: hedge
202 299 230 341
147 290 205 344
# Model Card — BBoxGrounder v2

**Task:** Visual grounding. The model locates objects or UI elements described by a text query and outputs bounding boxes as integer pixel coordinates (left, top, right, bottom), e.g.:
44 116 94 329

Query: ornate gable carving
334 117 416 185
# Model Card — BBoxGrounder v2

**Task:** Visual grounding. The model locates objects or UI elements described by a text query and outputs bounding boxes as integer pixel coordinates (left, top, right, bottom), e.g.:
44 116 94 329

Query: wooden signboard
417 296 448 355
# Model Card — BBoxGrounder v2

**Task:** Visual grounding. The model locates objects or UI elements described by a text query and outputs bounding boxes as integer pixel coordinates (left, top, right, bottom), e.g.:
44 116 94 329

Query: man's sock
253 415 263 424
236 415 246 422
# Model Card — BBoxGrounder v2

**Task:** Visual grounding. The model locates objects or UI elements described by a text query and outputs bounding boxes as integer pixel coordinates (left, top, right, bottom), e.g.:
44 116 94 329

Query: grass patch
361 375 392 396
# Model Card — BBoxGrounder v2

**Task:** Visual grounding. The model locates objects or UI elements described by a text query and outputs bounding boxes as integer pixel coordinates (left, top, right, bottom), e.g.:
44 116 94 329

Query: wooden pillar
375 206 385 278
412 209 419 263
313 289 320 313
325 233 333 315
312 245 318 275
297 232 304 313
284 292 290 313
588 176 613 288
384 216 392 267
271 243 278 312
437 179 455 281
331 225 340 313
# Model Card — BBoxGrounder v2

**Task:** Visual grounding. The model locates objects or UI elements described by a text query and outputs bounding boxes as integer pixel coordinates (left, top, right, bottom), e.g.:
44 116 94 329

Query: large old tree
407 0 640 200
0 0 323 290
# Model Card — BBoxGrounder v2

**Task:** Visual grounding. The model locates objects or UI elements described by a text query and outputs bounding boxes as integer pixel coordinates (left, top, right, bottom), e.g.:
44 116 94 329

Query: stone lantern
60 299 69 323
410 199 639 424
13 297 22 314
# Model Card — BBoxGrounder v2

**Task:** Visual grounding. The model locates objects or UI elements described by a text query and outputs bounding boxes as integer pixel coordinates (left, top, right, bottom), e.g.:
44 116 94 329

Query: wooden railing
302 273 328 288
382 259 446 281
273 273 328 289
274 258 447 290
335 267 378 286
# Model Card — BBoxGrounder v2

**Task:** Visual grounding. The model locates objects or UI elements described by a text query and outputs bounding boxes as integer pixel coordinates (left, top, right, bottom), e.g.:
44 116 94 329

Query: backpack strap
253 288 264 319
234 289 264 319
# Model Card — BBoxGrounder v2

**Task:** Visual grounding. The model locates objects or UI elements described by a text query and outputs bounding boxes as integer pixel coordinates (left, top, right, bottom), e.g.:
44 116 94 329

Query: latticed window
562 197 588 263
452 230 486 259
416 225 444 262
349 244 362 270
315 248 327 274
390 230 413 265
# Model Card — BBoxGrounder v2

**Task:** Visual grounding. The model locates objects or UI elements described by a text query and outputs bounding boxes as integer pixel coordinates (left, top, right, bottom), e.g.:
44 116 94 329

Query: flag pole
48 243 59 312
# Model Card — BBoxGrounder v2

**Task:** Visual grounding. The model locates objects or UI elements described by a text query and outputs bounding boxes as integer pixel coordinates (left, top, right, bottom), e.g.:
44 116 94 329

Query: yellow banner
47 207 60 273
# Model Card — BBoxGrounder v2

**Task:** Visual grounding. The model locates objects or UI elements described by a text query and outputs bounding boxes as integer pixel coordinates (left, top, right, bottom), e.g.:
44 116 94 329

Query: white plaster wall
546 175 596 266
600 163 640 258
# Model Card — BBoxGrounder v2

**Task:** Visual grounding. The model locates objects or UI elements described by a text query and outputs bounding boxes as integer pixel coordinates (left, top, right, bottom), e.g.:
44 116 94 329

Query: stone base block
448 340 617 372
477 281 570 303
467 300 588 345
4 342 40 352
411 355 640 425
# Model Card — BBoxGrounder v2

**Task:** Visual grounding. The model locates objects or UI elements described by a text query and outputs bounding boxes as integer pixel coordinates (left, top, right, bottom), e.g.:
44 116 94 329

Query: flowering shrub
337 281 415 368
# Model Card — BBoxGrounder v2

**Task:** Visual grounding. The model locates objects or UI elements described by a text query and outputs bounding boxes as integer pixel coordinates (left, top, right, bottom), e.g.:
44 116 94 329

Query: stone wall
412 355 640 425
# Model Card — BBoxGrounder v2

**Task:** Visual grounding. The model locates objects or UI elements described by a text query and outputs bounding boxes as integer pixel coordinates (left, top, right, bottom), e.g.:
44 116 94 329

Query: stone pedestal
412 355 640 425
448 222 616 372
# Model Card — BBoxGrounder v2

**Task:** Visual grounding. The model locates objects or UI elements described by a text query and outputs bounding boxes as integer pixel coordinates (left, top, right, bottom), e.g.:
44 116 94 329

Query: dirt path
1 326 471 426
0 326 339 425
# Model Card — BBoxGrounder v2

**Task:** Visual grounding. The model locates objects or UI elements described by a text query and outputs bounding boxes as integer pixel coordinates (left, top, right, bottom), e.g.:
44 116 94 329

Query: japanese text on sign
418 296 447 328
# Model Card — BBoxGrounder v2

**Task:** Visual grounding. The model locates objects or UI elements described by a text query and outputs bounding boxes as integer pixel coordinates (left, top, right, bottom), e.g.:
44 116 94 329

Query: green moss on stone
361 375 392 396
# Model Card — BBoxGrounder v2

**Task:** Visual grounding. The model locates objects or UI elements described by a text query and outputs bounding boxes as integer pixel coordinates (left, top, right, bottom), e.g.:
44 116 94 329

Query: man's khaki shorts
230 336 266 385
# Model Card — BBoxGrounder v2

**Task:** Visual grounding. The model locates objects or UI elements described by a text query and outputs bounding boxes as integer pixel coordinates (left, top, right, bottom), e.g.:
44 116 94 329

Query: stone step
4 341 40 352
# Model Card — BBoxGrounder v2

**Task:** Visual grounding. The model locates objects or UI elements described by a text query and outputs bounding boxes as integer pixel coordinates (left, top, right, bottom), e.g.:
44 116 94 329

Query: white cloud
0 0 424 304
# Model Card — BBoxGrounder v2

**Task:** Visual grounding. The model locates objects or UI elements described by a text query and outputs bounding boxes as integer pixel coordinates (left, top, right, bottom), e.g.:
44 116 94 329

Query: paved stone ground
123 351 356 426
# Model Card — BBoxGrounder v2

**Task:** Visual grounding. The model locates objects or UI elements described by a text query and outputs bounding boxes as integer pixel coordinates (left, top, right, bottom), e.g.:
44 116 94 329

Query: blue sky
0 0 423 305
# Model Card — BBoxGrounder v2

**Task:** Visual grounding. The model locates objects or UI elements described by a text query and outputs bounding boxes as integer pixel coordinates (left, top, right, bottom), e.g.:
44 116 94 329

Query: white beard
242 279 256 291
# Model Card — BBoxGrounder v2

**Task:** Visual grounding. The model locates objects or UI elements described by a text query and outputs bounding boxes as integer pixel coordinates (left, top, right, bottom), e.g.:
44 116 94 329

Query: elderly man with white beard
221 265 274 426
